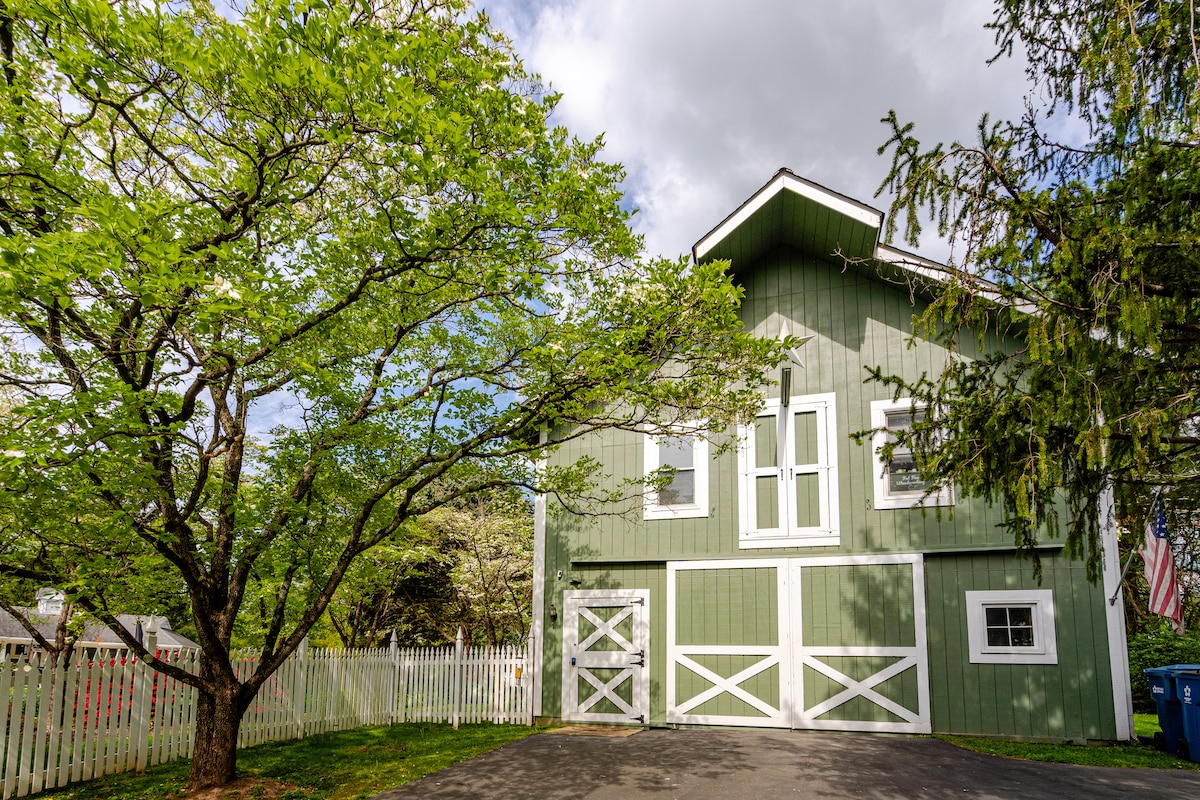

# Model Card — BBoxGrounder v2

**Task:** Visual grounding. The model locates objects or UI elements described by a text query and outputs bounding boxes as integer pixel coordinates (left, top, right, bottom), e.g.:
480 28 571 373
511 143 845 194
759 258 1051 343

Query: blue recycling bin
1176 668 1200 763
1145 666 1188 755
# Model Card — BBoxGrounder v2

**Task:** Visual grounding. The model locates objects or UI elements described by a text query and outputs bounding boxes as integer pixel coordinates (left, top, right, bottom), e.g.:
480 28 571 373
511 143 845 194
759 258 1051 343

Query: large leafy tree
0 0 777 788
875 0 1200 581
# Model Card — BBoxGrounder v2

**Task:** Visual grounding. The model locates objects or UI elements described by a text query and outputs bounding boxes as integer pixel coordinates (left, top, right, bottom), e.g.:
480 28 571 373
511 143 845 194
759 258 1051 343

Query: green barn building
529 170 1133 741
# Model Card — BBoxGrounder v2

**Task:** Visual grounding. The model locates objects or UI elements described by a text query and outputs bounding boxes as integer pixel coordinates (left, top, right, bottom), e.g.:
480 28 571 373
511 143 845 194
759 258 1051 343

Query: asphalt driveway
372 728 1199 800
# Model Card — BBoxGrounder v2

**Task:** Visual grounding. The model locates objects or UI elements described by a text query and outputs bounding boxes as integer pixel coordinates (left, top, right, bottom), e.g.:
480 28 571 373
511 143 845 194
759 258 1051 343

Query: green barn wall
924 551 1117 740
538 245 1119 738
546 246 1017 565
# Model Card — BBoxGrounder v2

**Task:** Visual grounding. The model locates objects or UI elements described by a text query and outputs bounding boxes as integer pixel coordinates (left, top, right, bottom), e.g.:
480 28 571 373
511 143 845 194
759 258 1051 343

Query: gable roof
692 168 948 290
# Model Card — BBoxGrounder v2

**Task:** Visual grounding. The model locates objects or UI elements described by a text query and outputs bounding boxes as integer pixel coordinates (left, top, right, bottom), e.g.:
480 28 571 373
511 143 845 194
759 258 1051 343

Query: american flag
1140 499 1185 635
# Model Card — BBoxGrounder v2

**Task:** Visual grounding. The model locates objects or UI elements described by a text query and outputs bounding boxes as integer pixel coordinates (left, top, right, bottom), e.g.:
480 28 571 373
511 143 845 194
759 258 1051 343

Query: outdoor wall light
549 603 558 623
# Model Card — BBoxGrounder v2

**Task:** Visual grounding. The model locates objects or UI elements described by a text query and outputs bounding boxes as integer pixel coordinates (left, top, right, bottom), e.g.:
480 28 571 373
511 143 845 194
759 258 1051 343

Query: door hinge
631 649 645 667
632 714 645 724
629 597 644 606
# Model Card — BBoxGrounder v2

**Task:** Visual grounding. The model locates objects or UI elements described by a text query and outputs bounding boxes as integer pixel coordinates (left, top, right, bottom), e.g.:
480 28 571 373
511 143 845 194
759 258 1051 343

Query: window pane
755 416 777 469
983 605 1037 649
659 436 694 470
793 410 818 465
794 472 820 528
986 628 1012 647
1008 607 1033 628
756 475 779 529
885 410 915 433
885 409 929 494
659 469 695 506
1010 627 1035 647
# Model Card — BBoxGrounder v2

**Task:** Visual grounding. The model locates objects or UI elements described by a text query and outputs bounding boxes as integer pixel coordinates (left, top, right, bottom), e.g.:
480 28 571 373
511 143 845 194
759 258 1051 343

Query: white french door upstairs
738 393 839 548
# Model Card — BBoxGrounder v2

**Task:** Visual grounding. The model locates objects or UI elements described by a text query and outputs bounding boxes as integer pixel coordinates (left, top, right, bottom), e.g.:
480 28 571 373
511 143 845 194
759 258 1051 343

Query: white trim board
695 172 882 260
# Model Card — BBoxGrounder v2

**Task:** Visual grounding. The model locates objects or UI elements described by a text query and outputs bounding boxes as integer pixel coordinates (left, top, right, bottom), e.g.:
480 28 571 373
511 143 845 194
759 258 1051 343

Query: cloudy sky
484 0 1033 263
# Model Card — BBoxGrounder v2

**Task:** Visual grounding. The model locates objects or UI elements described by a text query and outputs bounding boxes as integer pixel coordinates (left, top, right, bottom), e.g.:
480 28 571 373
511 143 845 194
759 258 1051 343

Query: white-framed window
644 426 709 520
737 393 839 548
965 590 1058 665
870 398 953 510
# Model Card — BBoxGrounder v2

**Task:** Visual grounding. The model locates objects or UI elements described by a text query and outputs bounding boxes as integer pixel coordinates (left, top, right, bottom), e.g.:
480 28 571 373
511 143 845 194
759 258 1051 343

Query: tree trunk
188 663 245 790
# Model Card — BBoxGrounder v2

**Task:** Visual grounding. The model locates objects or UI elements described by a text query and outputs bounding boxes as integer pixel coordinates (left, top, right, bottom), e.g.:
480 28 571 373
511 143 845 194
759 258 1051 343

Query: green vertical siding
539 244 1119 740
674 567 778 647
923 552 1116 740
800 563 915 648
543 245 1014 565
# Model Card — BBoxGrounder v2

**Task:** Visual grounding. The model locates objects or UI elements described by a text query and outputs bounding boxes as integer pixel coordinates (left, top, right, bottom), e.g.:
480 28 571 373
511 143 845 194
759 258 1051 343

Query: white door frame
562 589 650 724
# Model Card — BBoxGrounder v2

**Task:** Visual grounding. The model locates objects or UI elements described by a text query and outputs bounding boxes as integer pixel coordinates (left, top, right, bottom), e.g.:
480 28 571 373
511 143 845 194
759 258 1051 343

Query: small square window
870 399 953 510
984 606 1035 647
966 591 1057 665
644 427 708 520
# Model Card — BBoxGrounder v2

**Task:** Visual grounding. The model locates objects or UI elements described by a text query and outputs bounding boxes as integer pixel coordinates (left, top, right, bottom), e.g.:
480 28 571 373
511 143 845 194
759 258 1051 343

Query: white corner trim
530 432 548 719
965 590 1058 665
1099 480 1134 740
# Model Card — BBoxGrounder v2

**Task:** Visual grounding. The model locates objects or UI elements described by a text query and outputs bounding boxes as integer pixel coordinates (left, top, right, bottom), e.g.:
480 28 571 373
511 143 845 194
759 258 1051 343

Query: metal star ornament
779 320 815 367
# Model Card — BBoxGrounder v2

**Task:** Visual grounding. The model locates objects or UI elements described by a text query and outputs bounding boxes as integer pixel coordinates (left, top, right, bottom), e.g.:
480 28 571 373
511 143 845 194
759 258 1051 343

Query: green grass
28 723 543 800
939 714 1199 771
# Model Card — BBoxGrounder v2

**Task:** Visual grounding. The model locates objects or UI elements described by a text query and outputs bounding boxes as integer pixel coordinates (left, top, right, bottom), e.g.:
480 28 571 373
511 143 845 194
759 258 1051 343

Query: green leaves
0 7 775 778
876 0 1200 580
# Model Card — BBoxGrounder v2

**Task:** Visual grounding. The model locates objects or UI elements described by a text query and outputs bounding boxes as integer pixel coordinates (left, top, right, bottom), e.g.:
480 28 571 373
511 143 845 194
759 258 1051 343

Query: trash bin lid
1166 664 1200 675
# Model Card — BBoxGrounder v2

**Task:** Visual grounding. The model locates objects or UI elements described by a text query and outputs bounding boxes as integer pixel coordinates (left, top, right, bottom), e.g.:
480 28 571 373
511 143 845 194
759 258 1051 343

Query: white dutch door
562 590 650 724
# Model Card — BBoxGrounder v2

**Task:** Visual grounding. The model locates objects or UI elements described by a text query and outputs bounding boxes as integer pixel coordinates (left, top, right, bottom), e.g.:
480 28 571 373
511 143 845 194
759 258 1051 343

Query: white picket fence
0 635 531 800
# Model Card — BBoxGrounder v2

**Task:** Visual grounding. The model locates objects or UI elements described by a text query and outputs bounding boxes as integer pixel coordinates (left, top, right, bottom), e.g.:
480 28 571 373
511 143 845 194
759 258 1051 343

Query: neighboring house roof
0 606 57 643
0 606 198 650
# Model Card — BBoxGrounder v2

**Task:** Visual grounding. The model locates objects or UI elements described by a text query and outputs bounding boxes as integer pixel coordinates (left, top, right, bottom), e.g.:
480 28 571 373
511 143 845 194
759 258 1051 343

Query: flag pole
1107 486 1165 606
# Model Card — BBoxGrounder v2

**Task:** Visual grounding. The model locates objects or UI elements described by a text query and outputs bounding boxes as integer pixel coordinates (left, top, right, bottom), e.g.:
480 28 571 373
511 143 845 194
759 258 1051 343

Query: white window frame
965 590 1058 665
643 425 709 520
737 393 839 548
870 398 953 510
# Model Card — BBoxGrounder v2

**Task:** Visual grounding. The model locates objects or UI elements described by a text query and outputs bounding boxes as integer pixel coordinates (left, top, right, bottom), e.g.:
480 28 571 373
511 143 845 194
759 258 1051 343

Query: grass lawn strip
27 715 1198 798
940 714 1200 771
26 723 542 800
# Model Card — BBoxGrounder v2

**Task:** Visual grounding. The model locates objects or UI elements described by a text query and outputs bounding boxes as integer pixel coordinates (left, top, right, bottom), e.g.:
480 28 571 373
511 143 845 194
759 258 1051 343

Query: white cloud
485 0 1031 263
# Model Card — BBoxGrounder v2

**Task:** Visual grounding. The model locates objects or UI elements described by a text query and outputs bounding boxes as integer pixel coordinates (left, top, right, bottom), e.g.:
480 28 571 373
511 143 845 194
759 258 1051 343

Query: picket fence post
132 630 157 773
387 632 400 725
452 629 463 730
293 637 309 740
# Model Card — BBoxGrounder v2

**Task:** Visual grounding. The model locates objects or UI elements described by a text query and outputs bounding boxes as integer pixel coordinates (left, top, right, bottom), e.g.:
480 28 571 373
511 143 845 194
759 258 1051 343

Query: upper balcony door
738 393 839 549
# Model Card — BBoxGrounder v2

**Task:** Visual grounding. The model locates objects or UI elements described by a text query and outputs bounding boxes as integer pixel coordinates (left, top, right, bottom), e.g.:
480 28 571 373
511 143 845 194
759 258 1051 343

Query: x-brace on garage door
666 555 929 733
